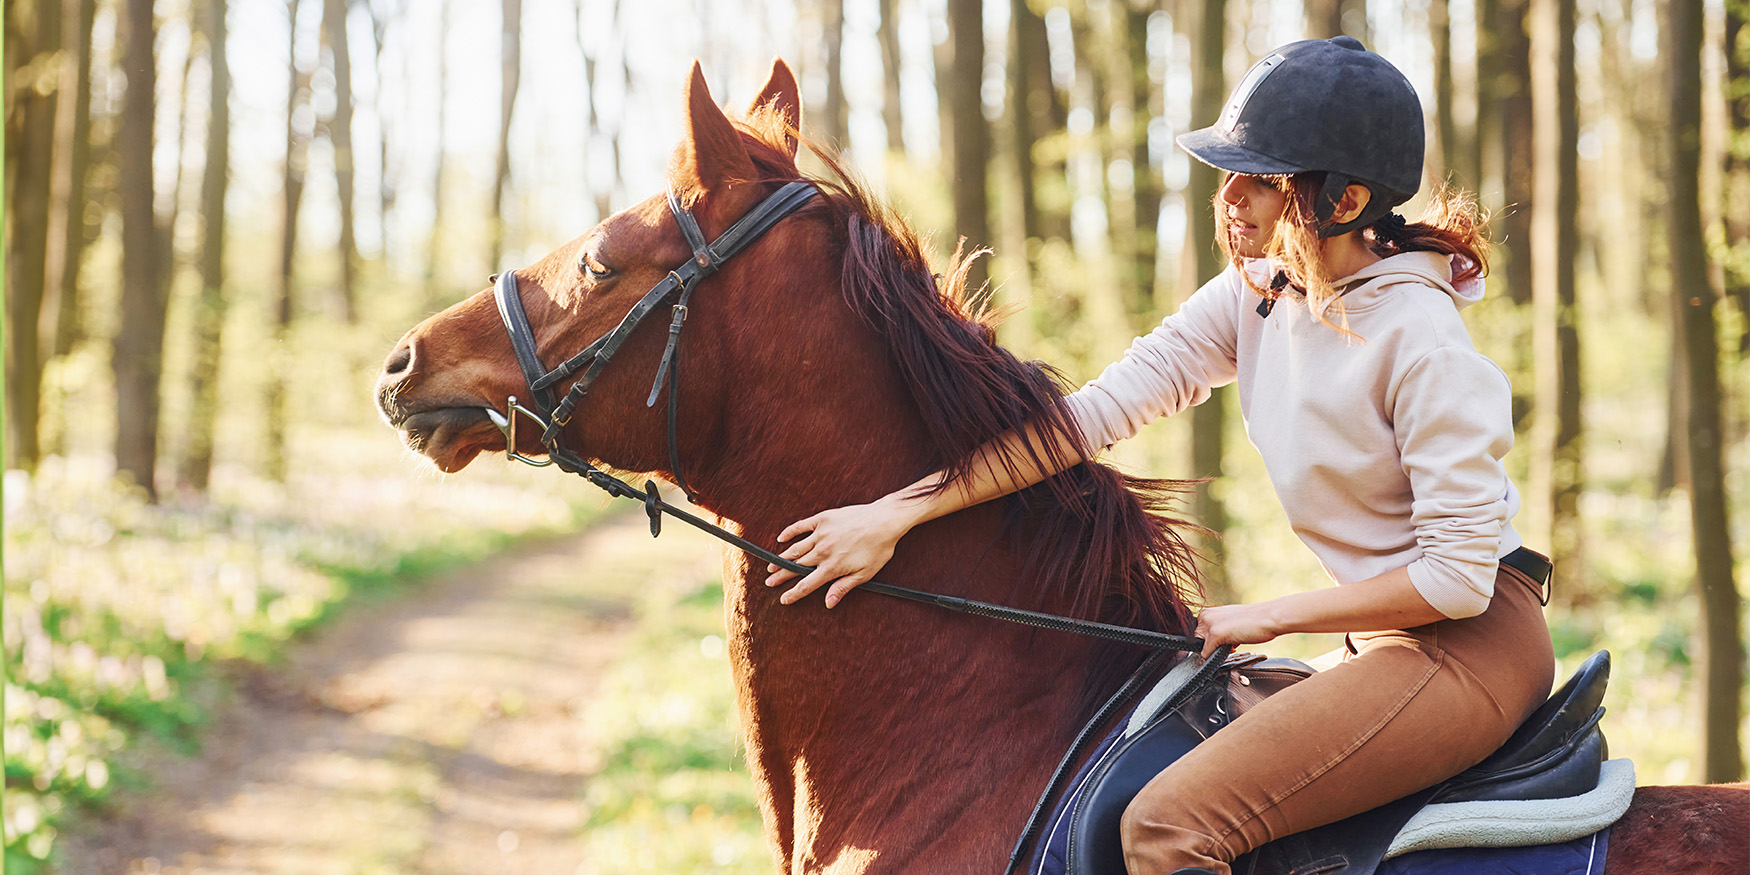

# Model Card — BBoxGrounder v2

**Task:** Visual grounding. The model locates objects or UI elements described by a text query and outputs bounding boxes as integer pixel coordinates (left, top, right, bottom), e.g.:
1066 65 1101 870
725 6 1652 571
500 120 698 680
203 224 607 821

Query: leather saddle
1063 650 1612 875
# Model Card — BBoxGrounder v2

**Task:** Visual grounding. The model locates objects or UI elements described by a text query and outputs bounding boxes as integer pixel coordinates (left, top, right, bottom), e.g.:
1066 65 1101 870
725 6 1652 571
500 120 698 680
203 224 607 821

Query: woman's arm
766 422 1086 608
1192 565 1449 658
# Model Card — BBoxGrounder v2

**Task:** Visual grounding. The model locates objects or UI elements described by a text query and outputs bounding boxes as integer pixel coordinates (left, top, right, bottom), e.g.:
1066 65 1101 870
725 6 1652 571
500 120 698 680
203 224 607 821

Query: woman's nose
1218 175 1244 206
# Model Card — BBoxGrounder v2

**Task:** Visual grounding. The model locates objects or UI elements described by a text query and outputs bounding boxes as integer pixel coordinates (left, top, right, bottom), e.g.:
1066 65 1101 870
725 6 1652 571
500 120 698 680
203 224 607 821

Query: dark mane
735 109 1205 694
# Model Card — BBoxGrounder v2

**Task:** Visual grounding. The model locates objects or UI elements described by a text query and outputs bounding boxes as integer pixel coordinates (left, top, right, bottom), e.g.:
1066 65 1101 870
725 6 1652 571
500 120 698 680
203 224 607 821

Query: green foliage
578 580 768 874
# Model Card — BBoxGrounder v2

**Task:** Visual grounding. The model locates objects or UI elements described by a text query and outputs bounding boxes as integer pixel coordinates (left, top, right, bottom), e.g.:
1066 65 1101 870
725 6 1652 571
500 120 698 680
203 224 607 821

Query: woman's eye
580 254 612 278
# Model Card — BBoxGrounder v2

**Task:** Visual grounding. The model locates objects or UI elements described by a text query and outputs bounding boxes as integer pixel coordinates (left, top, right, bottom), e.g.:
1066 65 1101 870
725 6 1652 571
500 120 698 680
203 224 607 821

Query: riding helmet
1176 36 1424 237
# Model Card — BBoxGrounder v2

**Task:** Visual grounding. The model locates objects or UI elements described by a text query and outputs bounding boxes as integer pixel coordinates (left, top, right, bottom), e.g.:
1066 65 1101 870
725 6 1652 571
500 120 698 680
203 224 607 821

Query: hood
1334 251 1484 311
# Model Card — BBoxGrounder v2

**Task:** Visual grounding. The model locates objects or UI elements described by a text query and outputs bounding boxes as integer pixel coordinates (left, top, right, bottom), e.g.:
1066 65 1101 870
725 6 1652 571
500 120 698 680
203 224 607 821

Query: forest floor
57 506 727 875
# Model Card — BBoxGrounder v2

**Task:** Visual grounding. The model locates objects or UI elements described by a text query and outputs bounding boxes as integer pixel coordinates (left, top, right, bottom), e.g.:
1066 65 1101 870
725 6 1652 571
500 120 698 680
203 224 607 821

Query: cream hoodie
1065 251 1521 619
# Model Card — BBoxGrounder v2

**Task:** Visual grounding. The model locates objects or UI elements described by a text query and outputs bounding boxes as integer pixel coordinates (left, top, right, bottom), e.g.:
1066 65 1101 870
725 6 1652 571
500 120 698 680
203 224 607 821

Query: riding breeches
1118 561 1556 875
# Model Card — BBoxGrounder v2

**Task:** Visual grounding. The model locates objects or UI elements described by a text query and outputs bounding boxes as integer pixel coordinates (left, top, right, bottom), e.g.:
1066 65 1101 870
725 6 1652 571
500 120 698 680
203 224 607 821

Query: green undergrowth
578 580 768 874
2 452 606 873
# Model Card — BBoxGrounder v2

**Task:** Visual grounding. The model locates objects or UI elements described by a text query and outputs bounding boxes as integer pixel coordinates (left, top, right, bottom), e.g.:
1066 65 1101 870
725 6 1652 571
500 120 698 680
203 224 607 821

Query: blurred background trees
3 0 1746 854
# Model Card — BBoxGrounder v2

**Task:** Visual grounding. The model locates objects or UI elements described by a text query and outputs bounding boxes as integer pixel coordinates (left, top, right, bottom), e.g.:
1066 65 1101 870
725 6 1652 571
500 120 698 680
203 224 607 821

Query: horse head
376 60 827 499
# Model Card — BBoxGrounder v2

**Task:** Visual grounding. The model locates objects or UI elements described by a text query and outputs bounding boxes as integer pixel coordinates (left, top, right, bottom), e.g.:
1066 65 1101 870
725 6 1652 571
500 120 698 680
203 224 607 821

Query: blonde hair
1217 173 1491 339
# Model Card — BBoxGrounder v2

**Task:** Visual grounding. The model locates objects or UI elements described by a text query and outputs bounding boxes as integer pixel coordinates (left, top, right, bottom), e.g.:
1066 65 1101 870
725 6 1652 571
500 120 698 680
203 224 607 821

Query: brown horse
375 60 1748 875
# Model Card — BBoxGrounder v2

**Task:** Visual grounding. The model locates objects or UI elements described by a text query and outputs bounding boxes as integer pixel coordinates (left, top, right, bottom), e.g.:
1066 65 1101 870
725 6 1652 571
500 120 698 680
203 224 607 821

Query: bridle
487 179 820 501
480 177 1218 875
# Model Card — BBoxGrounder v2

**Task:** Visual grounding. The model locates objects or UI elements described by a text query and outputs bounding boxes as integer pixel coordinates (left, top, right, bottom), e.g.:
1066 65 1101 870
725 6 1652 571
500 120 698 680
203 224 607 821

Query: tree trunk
1667 0 1744 785
115 0 166 498
427 0 449 289
878 0 904 153
1497 0 1534 308
44 0 98 368
821 0 847 151
1431 0 1458 185
322 0 358 321
368 2 396 230
1129 2 1161 317
266 0 311 483
946 0 990 291
487 0 522 272
179 0 231 494
1185 0 1231 603
1530 0 1582 583
5 0 62 473
1010 0 1048 246
1304 0 1368 42
1725 0 1750 353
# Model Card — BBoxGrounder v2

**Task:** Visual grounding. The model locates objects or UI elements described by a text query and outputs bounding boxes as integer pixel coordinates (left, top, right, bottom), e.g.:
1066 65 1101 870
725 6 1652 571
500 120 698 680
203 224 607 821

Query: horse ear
673 61 757 198
748 58 802 159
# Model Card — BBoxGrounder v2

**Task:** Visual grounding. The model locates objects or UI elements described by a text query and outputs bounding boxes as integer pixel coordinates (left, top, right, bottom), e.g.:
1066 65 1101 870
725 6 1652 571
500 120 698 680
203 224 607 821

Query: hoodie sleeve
1064 269 1244 450
1391 346 1516 619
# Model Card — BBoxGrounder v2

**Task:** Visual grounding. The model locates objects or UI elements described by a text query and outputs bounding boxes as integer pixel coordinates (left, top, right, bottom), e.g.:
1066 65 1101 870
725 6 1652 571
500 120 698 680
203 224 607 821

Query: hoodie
1065 251 1521 619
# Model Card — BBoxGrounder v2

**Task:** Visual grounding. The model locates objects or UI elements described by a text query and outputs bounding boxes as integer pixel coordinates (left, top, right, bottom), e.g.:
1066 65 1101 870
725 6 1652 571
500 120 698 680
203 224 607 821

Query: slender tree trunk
1304 0 1368 41
426 0 449 288
879 0 905 153
1431 0 1458 185
115 0 166 498
1129 2 1160 317
487 0 522 272
1010 0 1047 245
947 0 991 291
821 0 847 151
368 2 396 231
1185 0 1231 602
1530 0 1582 582
5 0 62 472
267 0 310 482
322 0 358 321
1725 0 1750 352
1498 0 1534 308
44 0 98 368
180 0 231 494
1668 0 1744 785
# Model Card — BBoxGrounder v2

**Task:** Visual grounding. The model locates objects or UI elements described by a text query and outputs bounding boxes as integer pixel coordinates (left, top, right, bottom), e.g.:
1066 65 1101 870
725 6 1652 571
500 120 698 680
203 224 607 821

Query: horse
374 59 1749 875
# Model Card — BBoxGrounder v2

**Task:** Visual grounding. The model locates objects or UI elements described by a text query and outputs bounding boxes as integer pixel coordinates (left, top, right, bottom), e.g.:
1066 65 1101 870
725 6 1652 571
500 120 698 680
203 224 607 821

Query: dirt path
62 506 726 875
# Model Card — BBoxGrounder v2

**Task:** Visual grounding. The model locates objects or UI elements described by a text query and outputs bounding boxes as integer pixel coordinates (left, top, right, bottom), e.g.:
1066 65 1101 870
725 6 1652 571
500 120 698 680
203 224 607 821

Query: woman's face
1218 173 1291 259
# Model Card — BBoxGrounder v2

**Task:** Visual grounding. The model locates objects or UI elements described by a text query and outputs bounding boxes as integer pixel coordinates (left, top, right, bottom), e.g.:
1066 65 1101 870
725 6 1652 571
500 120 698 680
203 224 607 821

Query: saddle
1059 650 1614 875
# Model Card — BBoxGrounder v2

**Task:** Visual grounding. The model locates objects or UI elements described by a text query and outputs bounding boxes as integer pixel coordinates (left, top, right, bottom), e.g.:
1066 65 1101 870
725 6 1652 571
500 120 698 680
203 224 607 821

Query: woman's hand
765 496 922 608
1193 602 1284 660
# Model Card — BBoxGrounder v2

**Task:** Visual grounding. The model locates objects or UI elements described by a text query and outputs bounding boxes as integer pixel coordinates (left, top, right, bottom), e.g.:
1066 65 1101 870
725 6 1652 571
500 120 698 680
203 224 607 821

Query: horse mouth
394 407 503 473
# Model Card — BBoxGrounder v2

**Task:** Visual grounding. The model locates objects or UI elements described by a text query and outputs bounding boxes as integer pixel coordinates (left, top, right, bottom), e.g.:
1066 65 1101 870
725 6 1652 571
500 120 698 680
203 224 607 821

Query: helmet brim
1176 127 1308 177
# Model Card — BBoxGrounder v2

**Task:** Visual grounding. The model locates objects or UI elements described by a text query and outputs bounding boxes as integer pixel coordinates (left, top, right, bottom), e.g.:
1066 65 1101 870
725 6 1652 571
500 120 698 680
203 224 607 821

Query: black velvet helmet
1176 36 1424 237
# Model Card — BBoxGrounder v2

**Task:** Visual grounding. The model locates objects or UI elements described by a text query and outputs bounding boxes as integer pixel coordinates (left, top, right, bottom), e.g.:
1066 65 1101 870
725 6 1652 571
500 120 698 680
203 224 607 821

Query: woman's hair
1217 172 1490 339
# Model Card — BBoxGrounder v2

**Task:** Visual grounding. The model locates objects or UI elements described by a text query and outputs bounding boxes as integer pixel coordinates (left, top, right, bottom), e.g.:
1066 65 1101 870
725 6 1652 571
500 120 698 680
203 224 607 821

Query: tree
946 0 991 292
115 0 167 498
322 0 359 321
179 0 233 494
878 0 905 153
487 0 522 272
1529 0 1582 582
820 0 847 150
44 0 100 365
267 0 313 482
5 0 62 472
1668 0 1744 785
1184 0 1231 602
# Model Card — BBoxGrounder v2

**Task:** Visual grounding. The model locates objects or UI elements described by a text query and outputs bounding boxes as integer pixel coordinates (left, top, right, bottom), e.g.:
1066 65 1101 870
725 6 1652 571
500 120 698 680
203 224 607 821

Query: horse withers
374 58 1749 875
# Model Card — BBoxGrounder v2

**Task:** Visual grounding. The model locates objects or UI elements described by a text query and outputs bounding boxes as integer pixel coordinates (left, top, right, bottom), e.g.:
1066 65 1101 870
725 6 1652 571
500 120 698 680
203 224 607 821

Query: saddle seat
1060 651 1618 875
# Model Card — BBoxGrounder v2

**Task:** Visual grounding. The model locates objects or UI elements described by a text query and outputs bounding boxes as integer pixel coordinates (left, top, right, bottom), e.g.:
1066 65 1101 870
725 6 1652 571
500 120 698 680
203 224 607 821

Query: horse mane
731 106 1206 699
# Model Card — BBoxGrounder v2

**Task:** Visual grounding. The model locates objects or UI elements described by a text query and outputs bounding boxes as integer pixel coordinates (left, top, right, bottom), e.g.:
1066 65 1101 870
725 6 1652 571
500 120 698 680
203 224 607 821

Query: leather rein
482 180 1217 874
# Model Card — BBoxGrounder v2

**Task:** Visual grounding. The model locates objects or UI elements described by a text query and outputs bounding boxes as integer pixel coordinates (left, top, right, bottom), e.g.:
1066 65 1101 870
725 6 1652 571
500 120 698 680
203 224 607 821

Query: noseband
487 180 820 499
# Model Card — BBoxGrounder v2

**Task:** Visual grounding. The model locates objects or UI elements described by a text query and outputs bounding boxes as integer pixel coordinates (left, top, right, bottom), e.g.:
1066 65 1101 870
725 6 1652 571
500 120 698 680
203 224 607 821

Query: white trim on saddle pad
1125 655 1206 737
1384 758 1637 859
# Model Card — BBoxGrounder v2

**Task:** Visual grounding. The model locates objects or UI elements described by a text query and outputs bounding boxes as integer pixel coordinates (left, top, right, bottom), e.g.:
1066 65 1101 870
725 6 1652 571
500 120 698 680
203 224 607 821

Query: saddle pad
1377 828 1610 875
1385 759 1635 858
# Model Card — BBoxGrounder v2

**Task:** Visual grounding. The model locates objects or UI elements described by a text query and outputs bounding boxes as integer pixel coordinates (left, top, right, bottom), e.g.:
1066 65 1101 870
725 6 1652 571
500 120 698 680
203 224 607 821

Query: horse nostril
384 341 413 376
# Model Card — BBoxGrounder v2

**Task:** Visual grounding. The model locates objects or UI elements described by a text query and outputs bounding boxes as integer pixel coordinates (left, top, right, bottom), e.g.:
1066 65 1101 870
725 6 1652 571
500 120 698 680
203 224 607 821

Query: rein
484 179 1215 872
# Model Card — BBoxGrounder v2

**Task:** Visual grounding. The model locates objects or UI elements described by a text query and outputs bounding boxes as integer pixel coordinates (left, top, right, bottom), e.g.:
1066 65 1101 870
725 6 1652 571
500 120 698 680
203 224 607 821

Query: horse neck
678 260 1108 869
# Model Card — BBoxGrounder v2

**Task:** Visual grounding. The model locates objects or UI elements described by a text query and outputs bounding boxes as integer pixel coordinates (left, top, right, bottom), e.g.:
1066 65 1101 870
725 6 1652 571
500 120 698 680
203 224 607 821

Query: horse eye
579 254 613 279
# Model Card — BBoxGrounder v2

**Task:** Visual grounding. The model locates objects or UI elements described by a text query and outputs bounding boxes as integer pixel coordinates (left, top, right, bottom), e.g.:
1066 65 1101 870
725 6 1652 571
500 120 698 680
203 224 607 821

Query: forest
3 0 1747 870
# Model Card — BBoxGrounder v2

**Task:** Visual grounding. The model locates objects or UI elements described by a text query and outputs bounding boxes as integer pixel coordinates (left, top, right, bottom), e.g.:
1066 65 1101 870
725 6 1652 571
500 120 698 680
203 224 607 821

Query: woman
764 37 1555 875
